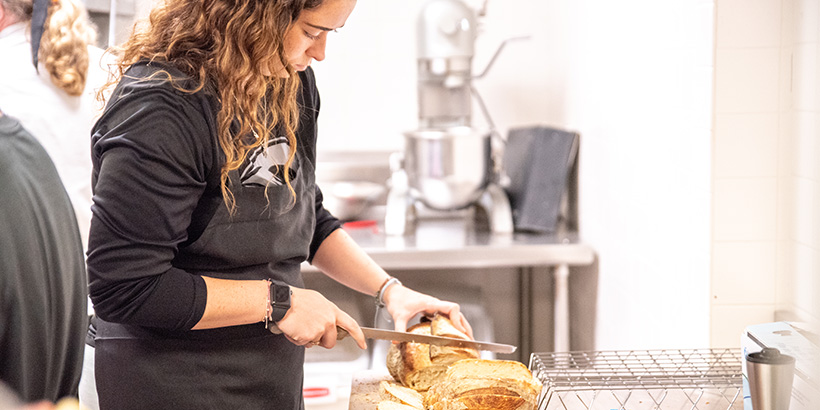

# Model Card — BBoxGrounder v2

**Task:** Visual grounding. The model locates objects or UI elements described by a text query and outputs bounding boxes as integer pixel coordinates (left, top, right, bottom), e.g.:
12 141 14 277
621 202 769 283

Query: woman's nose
307 35 327 62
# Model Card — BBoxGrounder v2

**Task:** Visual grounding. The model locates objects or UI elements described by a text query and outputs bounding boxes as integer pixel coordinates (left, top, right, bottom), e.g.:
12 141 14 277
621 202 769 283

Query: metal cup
746 347 796 410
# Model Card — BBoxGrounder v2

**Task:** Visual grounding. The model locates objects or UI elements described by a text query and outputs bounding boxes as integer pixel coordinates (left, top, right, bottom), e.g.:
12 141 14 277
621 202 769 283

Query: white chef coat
0 22 111 251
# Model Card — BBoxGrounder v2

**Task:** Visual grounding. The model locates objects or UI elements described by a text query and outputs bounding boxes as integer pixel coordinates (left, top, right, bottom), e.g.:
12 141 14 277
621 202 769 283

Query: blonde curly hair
2 0 98 96
102 0 323 212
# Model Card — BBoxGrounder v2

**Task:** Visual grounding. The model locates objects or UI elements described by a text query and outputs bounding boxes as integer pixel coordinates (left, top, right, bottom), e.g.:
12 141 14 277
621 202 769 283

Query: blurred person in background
0 109 88 406
0 0 110 250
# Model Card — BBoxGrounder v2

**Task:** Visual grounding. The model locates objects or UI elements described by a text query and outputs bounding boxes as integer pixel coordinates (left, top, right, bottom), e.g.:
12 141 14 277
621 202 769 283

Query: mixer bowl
403 127 492 211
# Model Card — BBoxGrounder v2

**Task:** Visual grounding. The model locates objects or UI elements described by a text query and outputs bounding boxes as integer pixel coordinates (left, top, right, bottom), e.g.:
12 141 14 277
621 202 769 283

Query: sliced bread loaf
386 315 478 392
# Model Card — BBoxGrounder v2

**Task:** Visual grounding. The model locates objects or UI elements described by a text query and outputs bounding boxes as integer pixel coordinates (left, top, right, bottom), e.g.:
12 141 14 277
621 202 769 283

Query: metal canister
746 347 796 410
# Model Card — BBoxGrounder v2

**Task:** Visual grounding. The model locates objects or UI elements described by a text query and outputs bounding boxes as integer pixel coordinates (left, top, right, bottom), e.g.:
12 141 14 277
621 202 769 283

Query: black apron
95 320 306 409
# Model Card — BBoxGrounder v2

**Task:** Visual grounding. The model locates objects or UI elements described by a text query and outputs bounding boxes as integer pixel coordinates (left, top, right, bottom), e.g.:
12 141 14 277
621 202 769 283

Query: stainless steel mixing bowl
403 126 492 211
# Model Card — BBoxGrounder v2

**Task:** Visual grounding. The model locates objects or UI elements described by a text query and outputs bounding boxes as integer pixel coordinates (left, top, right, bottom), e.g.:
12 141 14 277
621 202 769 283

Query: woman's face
272 0 356 76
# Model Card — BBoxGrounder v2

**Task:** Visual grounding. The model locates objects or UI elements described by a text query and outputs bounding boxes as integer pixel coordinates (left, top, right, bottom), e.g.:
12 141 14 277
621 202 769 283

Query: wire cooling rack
529 348 744 410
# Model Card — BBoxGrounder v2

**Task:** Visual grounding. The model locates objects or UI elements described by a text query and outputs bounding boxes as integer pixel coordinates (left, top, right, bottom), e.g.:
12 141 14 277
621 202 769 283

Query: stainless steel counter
302 218 594 271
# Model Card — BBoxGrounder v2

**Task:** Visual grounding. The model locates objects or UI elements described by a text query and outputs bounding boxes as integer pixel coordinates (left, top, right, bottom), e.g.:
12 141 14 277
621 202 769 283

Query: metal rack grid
529 348 744 410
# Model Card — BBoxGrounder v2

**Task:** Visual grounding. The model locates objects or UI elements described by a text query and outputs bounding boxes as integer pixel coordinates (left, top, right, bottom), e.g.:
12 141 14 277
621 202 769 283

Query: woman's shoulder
103 60 218 120
119 61 207 96
95 61 219 144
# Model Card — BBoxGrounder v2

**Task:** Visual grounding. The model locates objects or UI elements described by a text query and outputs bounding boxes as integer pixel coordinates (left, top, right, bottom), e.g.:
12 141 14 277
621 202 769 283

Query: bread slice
379 380 424 409
430 314 470 339
386 322 449 391
429 315 479 366
377 401 422 410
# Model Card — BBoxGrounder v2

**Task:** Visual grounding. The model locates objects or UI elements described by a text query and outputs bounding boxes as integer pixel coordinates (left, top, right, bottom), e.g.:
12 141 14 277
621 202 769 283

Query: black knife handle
336 326 349 340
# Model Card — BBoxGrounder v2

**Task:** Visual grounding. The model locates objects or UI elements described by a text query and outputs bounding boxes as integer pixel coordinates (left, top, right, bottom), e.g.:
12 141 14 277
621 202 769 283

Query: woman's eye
303 30 320 40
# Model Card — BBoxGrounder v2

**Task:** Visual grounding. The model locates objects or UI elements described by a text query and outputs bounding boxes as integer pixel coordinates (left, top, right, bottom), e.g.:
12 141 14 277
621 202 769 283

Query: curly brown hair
2 0 97 96
103 0 323 212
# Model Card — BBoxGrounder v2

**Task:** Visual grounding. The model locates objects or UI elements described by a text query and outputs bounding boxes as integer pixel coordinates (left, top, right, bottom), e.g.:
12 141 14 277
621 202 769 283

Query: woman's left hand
382 284 473 339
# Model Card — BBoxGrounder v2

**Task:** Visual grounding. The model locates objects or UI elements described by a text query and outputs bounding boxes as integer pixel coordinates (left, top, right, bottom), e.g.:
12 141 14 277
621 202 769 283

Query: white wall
312 0 573 152
558 0 715 350
316 0 715 350
711 0 820 347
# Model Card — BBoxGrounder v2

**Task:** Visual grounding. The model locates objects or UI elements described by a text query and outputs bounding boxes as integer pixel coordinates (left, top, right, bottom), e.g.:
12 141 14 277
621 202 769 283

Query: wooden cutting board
347 369 393 410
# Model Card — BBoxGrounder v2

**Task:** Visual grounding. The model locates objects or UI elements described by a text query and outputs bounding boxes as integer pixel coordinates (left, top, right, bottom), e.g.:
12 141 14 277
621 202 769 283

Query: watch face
273 284 291 308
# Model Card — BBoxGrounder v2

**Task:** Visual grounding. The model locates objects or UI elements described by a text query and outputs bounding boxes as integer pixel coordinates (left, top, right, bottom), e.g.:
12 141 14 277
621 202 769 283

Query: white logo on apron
239 136 296 187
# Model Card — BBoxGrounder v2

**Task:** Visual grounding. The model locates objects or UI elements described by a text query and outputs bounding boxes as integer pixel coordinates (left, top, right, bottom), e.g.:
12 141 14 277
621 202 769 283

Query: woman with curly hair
86 0 474 408
0 0 108 249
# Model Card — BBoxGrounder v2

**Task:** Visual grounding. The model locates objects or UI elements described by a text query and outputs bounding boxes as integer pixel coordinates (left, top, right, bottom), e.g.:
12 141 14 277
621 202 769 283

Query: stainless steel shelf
303 217 595 272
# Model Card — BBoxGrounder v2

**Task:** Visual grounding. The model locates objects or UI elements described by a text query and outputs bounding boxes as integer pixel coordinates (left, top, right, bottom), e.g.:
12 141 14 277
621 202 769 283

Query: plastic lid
746 347 796 365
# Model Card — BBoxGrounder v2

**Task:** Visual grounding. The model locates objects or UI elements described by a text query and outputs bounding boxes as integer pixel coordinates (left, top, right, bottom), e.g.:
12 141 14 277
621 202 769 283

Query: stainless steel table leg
554 263 570 352
518 266 533 362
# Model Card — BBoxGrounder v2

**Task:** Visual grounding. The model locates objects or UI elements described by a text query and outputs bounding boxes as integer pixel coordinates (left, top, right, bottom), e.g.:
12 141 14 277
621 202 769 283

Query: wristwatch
268 281 292 323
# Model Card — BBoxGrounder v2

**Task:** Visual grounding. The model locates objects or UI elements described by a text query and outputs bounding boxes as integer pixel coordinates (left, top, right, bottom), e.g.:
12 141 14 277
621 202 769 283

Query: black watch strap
269 282 292 323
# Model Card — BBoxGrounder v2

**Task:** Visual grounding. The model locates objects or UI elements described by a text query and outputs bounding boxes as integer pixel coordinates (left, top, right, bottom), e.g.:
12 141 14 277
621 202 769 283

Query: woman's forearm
310 228 391 297
191 277 269 330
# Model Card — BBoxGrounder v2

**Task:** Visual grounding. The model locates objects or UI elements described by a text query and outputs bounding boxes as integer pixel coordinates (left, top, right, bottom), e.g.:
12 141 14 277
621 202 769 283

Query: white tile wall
793 44 818 111
793 243 817 312
815 175 820 248
793 113 818 178
713 178 778 241
710 305 775 347
794 178 816 245
776 242 796 308
712 242 777 304
712 0 820 347
713 113 779 178
794 0 820 44
714 49 781 114
716 0 782 48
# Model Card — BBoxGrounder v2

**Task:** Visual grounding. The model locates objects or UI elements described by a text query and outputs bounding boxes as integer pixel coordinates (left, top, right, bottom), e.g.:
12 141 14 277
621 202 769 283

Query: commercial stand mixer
384 0 520 236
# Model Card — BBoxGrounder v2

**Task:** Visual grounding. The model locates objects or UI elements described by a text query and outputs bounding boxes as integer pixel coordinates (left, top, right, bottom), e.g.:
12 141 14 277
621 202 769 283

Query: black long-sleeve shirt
87 62 341 333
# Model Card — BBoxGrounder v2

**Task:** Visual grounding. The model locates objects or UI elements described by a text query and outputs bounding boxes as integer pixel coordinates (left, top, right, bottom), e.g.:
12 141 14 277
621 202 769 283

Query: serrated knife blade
339 326 516 354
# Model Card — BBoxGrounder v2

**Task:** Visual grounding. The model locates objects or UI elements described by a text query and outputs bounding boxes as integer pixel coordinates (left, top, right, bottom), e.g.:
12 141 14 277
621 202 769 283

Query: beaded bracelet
264 279 273 329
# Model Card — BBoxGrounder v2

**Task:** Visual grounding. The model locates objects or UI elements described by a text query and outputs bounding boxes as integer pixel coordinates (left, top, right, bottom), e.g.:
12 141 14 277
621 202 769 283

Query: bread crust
423 359 542 410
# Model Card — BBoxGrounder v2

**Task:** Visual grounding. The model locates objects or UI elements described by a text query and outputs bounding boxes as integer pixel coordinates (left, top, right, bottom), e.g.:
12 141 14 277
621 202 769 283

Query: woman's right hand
275 287 367 350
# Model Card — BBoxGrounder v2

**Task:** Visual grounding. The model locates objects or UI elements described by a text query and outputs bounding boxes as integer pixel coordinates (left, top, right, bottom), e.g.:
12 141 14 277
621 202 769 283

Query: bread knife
337 326 517 354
